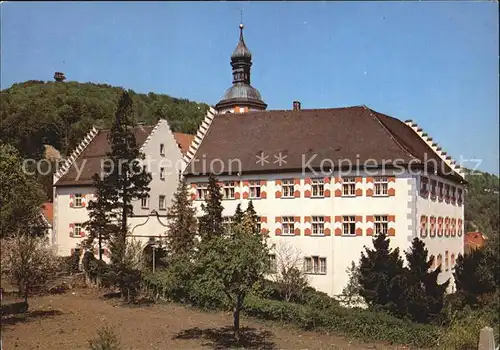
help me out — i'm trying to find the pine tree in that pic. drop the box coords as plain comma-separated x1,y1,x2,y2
83,173,119,260
104,91,152,265
198,174,224,242
165,179,198,258
245,200,259,234
358,232,406,316
404,238,449,322
454,248,497,304
233,203,244,225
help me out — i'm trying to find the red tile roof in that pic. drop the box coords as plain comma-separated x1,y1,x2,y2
185,106,458,177
55,125,194,186
173,132,194,155
464,232,487,250
41,202,53,226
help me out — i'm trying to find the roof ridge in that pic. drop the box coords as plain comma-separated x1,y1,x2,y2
403,120,465,180
363,106,418,161
139,119,169,153
53,126,99,185
183,107,217,169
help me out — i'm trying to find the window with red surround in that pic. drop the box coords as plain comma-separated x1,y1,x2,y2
420,215,428,238
457,188,463,205
444,217,450,237
437,217,444,236
437,182,444,201
450,186,456,204
420,177,429,197
444,184,450,203
430,180,437,200
430,216,436,237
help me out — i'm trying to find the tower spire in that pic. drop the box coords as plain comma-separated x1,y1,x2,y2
215,22,267,113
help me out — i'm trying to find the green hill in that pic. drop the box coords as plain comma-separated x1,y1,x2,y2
0,80,209,159
464,169,499,237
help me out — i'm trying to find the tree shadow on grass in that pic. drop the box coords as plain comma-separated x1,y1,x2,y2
174,326,277,349
1,309,63,327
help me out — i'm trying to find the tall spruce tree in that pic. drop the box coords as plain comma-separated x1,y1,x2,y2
245,200,259,234
97,91,151,265
165,179,198,258
83,173,119,260
358,232,407,316
454,248,497,304
198,174,224,241
233,203,244,225
404,238,449,322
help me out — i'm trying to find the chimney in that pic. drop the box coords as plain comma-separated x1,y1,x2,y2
54,72,66,82
293,100,301,111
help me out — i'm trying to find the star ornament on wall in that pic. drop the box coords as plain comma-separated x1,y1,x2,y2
255,152,269,166
274,152,288,166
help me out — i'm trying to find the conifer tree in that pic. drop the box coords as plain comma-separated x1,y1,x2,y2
104,91,152,265
84,173,119,260
245,200,259,234
233,203,244,225
198,174,224,241
358,232,406,316
404,238,449,322
454,248,497,304
165,178,198,258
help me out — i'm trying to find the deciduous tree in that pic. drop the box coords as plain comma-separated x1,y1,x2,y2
0,232,59,307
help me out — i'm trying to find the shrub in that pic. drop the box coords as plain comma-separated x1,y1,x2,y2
437,309,494,350
88,326,123,350
243,295,440,348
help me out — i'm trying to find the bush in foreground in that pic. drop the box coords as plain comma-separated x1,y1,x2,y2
88,326,123,350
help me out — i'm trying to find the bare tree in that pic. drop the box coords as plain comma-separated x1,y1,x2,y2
270,242,309,302
0,232,60,307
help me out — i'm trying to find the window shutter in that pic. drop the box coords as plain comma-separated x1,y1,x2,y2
275,180,282,198
304,178,311,198
294,179,301,198
366,215,374,236
304,216,312,236
294,216,301,235
69,223,74,237
69,194,74,208
388,215,396,236
81,194,87,208
242,180,249,199
355,216,363,236
190,184,197,201
334,216,342,236
260,180,267,199
366,177,374,197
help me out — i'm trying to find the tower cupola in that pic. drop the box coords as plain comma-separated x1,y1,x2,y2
215,23,267,113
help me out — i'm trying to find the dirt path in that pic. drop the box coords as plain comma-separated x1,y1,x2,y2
1,289,398,349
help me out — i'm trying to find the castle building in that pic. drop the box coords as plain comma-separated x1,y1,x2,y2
183,24,465,296
52,120,192,258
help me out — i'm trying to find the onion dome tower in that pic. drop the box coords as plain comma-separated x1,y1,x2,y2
215,24,267,113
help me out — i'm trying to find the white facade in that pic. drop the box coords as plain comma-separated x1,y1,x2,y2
53,120,186,257
186,170,464,297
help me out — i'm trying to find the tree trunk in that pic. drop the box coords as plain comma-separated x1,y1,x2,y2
233,294,243,342
98,232,103,261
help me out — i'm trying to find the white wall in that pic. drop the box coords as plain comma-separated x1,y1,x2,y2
187,170,414,297
416,174,465,291
53,120,184,257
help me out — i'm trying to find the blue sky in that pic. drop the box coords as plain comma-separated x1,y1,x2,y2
2,2,498,174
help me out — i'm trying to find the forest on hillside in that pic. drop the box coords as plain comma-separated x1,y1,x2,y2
0,80,498,239
0,80,209,159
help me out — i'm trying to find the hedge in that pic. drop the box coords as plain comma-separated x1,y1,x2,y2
142,274,441,348
243,295,440,348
